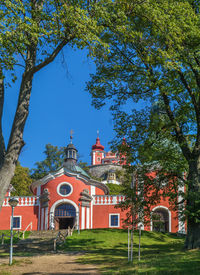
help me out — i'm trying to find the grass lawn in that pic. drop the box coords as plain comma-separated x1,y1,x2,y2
61,229,200,274
0,230,30,245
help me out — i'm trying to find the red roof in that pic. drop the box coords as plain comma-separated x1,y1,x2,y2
92,137,104,151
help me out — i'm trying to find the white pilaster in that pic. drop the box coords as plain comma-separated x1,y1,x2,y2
81,206,85,230
91,186,95,229
86,207,90,229
45,207,48,230
178,184,186,233
92,152,96,165
41,208,44,230
37,186,41,231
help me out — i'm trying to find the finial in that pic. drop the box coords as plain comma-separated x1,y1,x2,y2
70,129,74,144
97,130,99,138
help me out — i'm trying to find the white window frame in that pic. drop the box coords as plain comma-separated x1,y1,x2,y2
11,216,22,230
57,182,73,197
109,213,120,228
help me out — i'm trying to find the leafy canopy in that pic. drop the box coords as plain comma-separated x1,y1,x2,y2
31,144,65,180
11,162,32,196
87,0,200,175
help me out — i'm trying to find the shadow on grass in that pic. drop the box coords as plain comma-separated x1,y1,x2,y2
63,233,200,275
0,237,56,258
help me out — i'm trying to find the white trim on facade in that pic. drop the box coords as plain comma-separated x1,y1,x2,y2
38,203,41,231
109,213,120,228
45,207,48,230
86,207,90,229
41,208,44,230
57,182,73,197
50,199,79,230
11,216,22,230
150,205,171,232
90,186,95,229
3,197,38,207
178,184,186,234
92,152,96,165
31,167,109,195
81,206,85,230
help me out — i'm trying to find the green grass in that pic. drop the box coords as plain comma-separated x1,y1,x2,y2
0,230,30,245
0,271,12,275
61,229,200,274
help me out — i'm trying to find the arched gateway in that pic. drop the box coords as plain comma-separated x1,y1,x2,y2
54,203,76,230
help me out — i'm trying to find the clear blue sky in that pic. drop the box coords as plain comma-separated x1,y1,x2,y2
3,47,115,169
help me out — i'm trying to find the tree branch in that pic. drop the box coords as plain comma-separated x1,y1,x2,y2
178,68,200,152
178,70,199,115
0,65,6,167
161,91,192,161
31,37,74,75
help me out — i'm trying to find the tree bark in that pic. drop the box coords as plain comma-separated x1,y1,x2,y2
185,160,200,249
0,66,5,168
185,218,200,249
0,159,16,209
0,45,36,210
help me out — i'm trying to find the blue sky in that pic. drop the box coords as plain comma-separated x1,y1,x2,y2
3,47,115,169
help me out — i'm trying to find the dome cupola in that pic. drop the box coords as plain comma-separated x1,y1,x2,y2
64,131,78,165
92,132,104,151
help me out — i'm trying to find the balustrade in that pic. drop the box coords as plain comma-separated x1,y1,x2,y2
94,195,125,205
3,196,38,207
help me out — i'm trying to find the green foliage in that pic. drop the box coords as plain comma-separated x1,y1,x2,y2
116,168,163,229
11,163,32,196
106,183,123,195
0,0,112,210
86,0,200,237
61,229,200,274
31,144,65,180
0,0,109,75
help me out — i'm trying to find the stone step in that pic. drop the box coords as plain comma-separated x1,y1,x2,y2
29,230,60,239
0,230,69,255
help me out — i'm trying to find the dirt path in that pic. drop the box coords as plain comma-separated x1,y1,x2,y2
0,253,101,275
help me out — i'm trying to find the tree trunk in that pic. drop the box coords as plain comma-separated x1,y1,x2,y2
0,50,36,210
185,160,200,249
130,228,133,261
0,159,16,208
0,66,5,167
185,219,200,249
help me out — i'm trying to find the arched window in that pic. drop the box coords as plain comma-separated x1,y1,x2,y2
55,204,76,217
152,208,169,232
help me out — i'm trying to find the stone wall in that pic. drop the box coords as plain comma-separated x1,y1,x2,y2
89,164,123,179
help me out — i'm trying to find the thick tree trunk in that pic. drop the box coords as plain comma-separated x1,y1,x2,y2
0,49,36,210
0,159,16,209
185,160,200,249
185,219,200,249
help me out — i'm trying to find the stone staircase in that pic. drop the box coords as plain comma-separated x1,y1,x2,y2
0,230,67,255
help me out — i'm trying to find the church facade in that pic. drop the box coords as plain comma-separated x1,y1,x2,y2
0,136,186,234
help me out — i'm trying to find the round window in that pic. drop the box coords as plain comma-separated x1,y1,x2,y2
59,184,71,196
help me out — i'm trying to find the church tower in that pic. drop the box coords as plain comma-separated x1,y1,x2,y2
63,131,78,170
91,132,105,165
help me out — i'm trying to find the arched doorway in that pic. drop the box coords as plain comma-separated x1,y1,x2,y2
152,207,169,232
54,203,76,230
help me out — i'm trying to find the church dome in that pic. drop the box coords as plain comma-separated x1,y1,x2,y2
92,137,104,151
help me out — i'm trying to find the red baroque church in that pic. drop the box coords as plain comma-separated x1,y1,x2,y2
0,136,186,234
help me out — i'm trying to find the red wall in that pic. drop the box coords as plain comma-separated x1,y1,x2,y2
93,205,127,229
0,205,38,231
